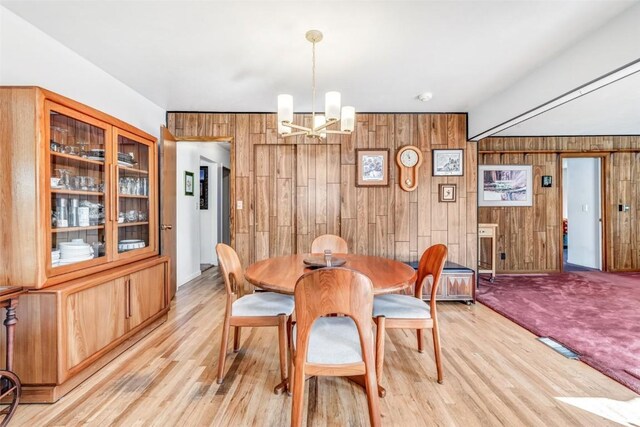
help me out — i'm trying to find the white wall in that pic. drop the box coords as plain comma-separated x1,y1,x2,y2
0,6,165,137
565,158,601,269
468,3,640,138
176,142,230,287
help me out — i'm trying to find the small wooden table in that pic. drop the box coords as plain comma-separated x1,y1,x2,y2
478,223,498,282
245,254,416,295
245,254,416,396
0,286,24,426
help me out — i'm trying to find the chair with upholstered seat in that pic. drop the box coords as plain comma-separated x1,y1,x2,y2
374,244,447,389
289,268,380,427
215,243,294,392
310,234,348,254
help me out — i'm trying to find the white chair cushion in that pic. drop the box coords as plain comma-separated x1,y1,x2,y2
293,317,363,364
232,292,294,317
373,294,431,319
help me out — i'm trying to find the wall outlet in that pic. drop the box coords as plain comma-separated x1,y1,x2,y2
500,252,506,260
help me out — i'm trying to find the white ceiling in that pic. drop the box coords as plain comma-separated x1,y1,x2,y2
1,0,636,117
495,70,640,136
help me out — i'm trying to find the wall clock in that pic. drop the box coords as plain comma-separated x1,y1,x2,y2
396,145,423,192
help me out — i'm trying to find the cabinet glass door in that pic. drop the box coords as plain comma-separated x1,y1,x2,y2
114,130,154,258
47,104,111,272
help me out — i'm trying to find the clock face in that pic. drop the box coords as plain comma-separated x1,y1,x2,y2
400,149,419,167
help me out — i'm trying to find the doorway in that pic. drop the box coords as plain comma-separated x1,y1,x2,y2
561,156,604,271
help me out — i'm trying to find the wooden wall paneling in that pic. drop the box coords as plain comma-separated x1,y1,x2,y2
168,112,476,270
479,136,640,273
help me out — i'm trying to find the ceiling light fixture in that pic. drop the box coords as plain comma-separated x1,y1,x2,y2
277,30,355,139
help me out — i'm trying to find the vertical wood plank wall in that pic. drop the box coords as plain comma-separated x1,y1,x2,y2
168,113,477,270
478,136,640,273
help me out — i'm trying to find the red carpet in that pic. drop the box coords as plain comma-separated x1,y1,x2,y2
477,272,640,394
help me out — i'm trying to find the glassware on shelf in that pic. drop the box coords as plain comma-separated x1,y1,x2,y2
55,198,69,228
126,210,138,223
69,198,79,227
138,211,148,222
55,168,71,189
51,126,68,146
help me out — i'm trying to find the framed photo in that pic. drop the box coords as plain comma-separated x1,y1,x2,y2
432,149,464,176
356,149,389,187
541,175,552,188
200,166,209,208
439,184,457,202
478,165,533,207
184,171,194,196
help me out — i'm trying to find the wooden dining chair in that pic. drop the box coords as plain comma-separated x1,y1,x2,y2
289,268,380,427
215,243,294,393
373,244,447,391
310,234,348,254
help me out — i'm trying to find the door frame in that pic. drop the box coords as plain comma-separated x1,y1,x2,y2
174,137,235,248
558,153,609,271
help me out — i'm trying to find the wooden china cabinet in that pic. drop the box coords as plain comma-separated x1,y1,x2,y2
0,87,169,402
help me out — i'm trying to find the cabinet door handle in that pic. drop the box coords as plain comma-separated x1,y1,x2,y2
125,278,131,319
161,224,173,230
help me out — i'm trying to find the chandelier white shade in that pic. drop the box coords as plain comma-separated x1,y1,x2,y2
277,30,355,139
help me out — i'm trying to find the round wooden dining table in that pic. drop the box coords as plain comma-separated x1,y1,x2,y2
245,253,417,295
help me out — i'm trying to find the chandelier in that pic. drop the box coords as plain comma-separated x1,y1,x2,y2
277,30,355,139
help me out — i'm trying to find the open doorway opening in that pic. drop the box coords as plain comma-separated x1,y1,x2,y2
199,157,217,272
561,157,604,271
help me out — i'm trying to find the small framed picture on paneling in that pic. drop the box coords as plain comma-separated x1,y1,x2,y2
432,149,464,176
356,149,390,187
478,165,533,206
185,171,194,196
439,184,457,202
542,175,552,187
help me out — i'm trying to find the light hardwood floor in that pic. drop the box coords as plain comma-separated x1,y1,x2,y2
12,268,639,426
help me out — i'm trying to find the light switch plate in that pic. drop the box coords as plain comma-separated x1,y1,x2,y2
237,200,243,210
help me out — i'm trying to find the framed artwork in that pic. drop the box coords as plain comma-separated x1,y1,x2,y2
542,175,552,188
432,149,464,176
439,184,457,202
184,171,194,196
356,149,390,187
478,165,533,207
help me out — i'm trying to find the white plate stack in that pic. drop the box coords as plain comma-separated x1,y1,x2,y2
51,250,61,267
58,240,94,265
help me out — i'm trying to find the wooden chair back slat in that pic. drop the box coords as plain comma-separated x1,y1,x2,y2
415,244,448,303
216,243,245,298
310,234,349,254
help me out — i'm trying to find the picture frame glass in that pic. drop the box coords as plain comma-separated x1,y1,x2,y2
478,165,533,206
185,171,194,196
356,149,389,186
433,149,463,176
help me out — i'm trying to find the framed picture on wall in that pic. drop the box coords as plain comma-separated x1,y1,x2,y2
200,166,209,209
185,171,194,196
432,149,464,176
478,165,533,206
438,184,457,202
356,149,390,187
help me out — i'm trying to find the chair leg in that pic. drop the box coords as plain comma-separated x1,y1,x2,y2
217,314,231,384
374,317,386,397
287,318,294,396
363,338,382,427
233,326,241,352
417,328,425,353
432,324,443,384
291,354,306,427
277,315,287,383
